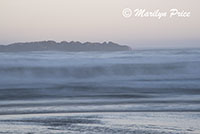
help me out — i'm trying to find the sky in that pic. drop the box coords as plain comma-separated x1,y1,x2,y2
0,0,199,48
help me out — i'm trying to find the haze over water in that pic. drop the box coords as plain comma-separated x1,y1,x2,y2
0,49,200,133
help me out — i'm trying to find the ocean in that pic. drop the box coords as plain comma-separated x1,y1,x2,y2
0,48,200,134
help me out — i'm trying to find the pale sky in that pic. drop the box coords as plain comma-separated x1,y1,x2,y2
0,0,199,48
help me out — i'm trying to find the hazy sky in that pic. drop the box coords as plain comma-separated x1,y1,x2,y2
0,0,199,48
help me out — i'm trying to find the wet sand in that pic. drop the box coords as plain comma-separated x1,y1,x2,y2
0,112,200,134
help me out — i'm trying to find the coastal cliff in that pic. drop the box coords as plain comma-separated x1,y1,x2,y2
0,41,131,52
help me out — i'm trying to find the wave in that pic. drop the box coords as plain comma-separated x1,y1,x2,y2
0,61,199,79
1,50,200,113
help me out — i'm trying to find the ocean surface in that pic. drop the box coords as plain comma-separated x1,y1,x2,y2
0,48,200,134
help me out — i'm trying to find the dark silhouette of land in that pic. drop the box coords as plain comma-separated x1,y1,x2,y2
0,41,131,52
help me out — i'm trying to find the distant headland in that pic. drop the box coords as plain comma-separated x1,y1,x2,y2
0,41,131,52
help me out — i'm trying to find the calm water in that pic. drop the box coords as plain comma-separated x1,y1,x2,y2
0,48,200,133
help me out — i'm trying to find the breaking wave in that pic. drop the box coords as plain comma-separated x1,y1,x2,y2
1,49,200,113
